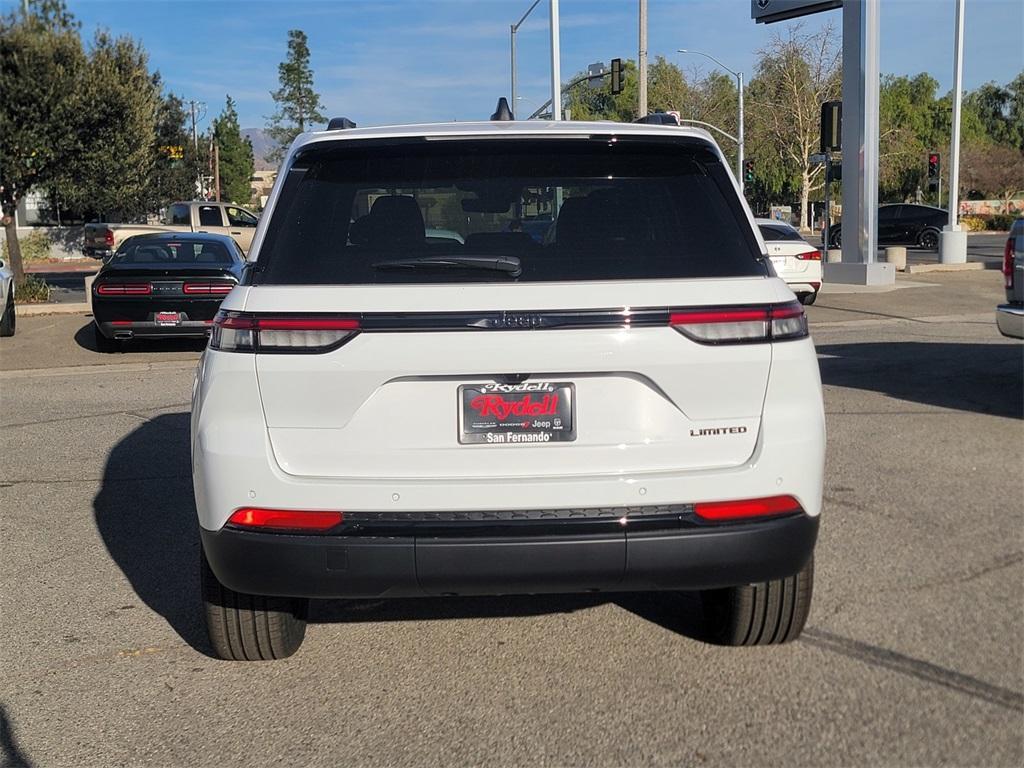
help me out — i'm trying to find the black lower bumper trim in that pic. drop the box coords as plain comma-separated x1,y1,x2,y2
201,514,819,599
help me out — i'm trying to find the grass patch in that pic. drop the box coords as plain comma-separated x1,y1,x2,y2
14,275,52,303
2,230,53,262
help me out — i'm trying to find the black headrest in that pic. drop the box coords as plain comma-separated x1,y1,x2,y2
369,195,425,245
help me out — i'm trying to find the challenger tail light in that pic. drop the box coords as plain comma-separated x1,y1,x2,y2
670,302,807,344
796,249,822,261
227,507,344,532
96,282,152,295
1004,237,1016,289
183,282,234,295
210,311,360,353
695,495,803,522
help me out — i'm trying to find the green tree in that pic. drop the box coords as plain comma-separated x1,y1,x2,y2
148,85,197,211
55,30,158,219
0,1,86,283
565,59,639,122
265,29,326,164
746,23,842,230
212,95,255,203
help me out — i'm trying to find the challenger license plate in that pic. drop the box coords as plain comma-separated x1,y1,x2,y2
459,381,576,444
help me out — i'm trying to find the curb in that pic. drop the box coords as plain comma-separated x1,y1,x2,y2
904,262,986,274
15,302,91,317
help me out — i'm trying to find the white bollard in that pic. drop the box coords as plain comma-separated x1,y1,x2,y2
885,246,907,271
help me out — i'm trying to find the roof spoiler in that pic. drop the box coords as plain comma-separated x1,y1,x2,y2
327,117,357,130
634,112,680,126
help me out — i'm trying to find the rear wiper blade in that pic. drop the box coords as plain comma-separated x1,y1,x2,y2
373,255,522,277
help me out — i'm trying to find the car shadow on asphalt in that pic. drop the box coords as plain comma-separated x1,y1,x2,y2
73,321,207,354
816,341,1023,419
94,412,712,657
0,704,33,768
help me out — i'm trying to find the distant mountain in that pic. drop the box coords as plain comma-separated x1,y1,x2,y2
243,128,276,171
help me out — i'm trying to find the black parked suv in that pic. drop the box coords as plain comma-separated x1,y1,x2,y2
826,204,948,251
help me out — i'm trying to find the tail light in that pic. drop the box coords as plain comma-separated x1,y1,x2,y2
104,229,114,247
227,507,344,532
694,495,803,522
1004,237,1016,289
183,282,234,295
670,302,807,344
796,250,821,261
210,311,360,353
96,282,152,295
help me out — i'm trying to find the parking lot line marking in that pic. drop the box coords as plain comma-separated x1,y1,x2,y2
0,360,198,380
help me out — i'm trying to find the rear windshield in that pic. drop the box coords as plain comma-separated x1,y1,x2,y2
112,240,236,266
254,138,764,285
758,224,804,242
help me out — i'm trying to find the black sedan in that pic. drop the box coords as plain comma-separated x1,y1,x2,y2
825,204,948,250
92,232,245,350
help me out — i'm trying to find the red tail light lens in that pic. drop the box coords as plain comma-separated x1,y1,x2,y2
96,283,152,295
209,312,361,353
227,507,344,532
183,282,234,295
104,229,114,247
694,495,803,522
796,250,822,261
1004,237,1016,289
670,302,807,344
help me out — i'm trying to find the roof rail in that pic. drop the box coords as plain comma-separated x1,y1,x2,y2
327,117,357,130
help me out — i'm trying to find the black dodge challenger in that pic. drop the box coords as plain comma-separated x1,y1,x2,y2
92,232,245,350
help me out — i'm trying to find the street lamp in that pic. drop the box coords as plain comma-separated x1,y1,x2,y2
678,49,744,193
510,0,543,119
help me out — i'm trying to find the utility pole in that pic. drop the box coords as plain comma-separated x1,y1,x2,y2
510,0,543,118
940,0,967,264
638,0,648,118
549,0,562,120
213,143,221,202
187,100,202,199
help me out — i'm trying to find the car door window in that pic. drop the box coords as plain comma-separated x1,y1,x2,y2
879,206,899,221
226,207,258,227
198,206,224,227
167,204,190,226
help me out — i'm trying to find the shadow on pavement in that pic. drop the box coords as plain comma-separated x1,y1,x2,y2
817,341,1023,419
94,412,711,655
0,704,32,768
74,321,207,355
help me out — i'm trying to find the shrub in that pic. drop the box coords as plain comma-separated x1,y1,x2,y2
14,275,51,303
987,213,1017,231
959,216,987,232
1,230,52,262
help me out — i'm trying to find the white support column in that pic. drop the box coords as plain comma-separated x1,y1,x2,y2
826,0,893,285
940,0,968,264
549,0,562,121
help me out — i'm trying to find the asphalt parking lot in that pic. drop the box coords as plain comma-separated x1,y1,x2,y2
1,269,1021,767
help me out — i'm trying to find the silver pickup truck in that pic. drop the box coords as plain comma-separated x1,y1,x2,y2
83,201,259,259
997,218,1023,339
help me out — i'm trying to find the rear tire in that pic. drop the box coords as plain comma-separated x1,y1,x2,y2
919,228,940,251
798,292,817,306
701,557,814,646
201,550,308,661
93,324,120,352
0,293,14,337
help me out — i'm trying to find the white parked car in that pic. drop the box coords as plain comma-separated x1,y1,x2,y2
0,256,15,337
756,219,823,305
192,118,826,660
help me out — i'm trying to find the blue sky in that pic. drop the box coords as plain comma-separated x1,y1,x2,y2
16,0,1024,131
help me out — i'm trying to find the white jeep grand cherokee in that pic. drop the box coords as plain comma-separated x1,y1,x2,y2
191,119,825,660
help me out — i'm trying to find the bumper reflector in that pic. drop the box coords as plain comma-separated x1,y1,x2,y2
227,507,344,532
694,495,803,522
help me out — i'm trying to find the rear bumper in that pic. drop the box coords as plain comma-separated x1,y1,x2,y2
200,513,819,599
996,303,1024,339
97,319,212,339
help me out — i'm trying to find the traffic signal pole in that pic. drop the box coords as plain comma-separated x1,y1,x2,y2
940,0,968,264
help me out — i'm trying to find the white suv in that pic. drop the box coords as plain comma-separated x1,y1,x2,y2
191,119,825,660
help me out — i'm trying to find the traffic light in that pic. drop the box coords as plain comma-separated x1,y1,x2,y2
827,159,842,183
610,58,624,95
927,152,940,179
743,159,755,184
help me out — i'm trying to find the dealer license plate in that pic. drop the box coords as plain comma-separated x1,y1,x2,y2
459,381,576,445
155,311,181,326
